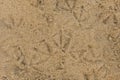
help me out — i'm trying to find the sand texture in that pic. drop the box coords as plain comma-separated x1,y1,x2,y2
0,0,120,80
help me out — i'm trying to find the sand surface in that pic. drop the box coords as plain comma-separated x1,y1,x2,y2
0,0,120,80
